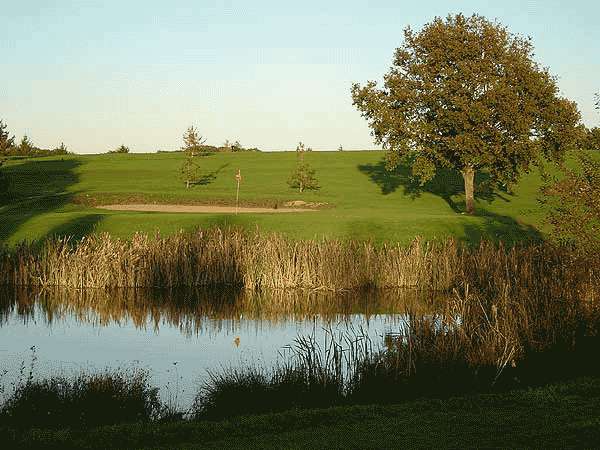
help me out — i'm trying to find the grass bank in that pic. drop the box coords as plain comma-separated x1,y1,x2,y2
3,377,600,449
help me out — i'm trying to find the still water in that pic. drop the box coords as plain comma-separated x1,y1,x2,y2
0,287,442,407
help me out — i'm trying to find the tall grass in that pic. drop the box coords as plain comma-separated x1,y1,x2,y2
1,228,597,294
0,366,162,429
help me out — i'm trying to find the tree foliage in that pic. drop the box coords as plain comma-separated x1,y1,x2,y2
542,153,600,254
54,142,69,155
109,145,130,154
18,135,35,154
351,14,581,214
0,121,69,157
181,126,206,188
582,127,600,151
182,126,206,157
288,142,319,193
0,120,15,154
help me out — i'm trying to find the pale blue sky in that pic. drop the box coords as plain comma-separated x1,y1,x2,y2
1,0,599,153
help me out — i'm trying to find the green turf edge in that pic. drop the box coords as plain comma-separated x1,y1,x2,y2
4,376,599,450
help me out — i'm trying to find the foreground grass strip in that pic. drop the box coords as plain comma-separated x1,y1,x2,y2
5,377,600,449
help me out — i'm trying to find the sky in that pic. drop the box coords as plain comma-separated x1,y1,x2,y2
1,0,599,153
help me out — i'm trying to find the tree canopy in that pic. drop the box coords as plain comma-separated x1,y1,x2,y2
182,126,206,156
0,120,15,154
351,14,581,214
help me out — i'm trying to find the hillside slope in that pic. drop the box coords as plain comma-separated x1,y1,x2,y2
0,150,552,244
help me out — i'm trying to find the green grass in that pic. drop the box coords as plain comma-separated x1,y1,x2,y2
0,150,559,245
5,377,600,449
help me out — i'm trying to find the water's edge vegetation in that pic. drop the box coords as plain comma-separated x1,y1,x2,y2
1,228,599,437
2,377,600,450
1,228,597,291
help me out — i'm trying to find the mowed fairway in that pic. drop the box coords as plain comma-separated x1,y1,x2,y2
0,150,552,245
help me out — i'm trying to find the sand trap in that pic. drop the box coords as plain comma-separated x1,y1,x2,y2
96,204,317,213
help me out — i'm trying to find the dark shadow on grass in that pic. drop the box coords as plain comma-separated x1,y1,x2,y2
358,159,511,213
194,163,230,186
43,214,105,242
357,158,537,245
0,158,103,243
458,209,543,246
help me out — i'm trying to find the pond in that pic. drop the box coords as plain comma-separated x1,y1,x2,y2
0,287,445,408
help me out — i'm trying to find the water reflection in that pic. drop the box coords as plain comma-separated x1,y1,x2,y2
0,287,445,335
0,287,447,406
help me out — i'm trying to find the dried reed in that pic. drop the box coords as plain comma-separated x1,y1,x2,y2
1,229,597,296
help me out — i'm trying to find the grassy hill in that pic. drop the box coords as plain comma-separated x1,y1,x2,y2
0,150,553,245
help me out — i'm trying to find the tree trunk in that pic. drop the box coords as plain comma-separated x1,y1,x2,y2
186,180,190,189
462,166,475,215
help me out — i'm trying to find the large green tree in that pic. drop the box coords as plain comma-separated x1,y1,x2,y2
351,14,581,214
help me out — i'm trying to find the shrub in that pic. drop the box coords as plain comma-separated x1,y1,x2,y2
542,152,600,254
108,145,130,154
0,368,161,429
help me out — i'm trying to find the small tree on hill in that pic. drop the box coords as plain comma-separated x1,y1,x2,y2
351,14,581,214
0,120,12,194
109,145,129,154
0,120,15,154
183,126,206,156
288,142,319,193
181,126,206,188
54,142,69,154
18,135,35,154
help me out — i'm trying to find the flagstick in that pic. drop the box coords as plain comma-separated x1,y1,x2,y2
235,169,241,215
236,179,240,215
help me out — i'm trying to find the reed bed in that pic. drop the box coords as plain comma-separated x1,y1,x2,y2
1,228,597,295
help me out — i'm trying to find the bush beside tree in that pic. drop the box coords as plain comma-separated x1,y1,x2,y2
542,153,600,254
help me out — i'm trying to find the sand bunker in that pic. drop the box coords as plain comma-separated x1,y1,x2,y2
96,204,317,214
